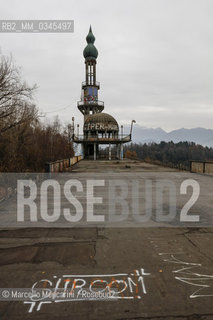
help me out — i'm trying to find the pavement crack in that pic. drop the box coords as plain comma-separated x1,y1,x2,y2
182,233,213,262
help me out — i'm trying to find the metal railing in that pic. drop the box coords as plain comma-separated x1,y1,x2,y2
82,81,100,87
77,100,104,107
73,134,131,143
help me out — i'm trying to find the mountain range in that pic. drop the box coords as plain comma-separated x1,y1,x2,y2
129,125,213,147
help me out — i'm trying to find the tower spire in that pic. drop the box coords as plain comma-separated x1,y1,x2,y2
83,26,98,60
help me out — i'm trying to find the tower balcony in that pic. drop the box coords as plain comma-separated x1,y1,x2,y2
77,100,104,107
73,134,131,144
82,81,100,89
77,100,104,115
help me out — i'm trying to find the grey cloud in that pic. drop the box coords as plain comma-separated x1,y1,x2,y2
1,0,213,131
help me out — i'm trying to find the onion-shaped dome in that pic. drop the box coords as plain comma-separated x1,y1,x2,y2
84,113,119,131
83,26,98,60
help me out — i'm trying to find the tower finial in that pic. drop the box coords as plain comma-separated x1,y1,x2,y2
86,26,95,44
83,26,98,60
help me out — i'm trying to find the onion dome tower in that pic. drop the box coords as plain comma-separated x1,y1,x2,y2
74,26,132,160
77,26,104,121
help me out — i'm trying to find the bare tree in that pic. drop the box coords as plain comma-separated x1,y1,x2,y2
0,54,74,172
0,55,38,133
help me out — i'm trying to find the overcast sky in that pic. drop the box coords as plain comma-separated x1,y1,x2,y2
1,0,213,132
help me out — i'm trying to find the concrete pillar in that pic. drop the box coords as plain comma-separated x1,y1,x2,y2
94,63,96,83
81,144,84,159
94,143,96,160
109,143,111,160
121,125,123,139
86,62,88,85
117,144,120,159
96,144,99,159
120,143,124,160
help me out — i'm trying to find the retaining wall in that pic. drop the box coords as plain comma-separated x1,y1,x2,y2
45,155,82,173
190,160,213,175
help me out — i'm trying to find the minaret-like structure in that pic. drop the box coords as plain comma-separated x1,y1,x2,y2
73,26,133,160
77,26,104,121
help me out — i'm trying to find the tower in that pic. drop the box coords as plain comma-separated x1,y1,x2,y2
77,26,104,122
74,26,133,160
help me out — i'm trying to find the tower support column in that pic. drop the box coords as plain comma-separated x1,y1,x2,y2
120,143,124,160
117,144,120,160
81,144,84,159
94,143,96,160
109,143,111,160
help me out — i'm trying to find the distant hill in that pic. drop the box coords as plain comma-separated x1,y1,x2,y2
129,125,213,147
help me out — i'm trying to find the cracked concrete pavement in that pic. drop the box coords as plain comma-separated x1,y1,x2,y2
0,160,213,319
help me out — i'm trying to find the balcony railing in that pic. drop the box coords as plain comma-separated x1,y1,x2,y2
77,100,104,107
73,134,131,143
82,81,100,87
